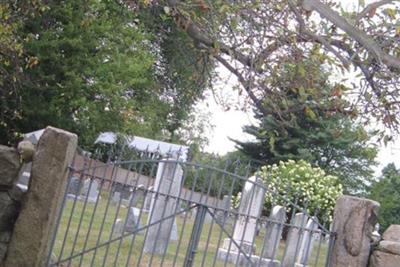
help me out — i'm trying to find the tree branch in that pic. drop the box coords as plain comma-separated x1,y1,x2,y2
302,0,400,70
356,0,397,22
166,0,255,69
213,54,267,115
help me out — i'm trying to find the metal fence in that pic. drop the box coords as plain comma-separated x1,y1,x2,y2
46,152,335,266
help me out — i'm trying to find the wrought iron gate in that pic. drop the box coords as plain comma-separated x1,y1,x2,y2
47,153,335,266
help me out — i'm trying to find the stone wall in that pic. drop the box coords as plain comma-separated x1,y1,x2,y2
369,225,400,267
0,146,23,263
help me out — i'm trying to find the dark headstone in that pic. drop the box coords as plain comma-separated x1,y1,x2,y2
67,176,81,195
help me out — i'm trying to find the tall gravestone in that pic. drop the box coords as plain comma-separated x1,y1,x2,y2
282,213,308,267
143,159,183,254
217,176,266,264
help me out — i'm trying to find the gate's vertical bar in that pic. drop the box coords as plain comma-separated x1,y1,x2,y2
172,164,202,267
184,205,207,267
325,231,336,267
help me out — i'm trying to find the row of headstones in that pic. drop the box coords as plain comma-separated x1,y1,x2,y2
216,176,322,267
67,176,99,203
67,176,149,206
109,160,184,254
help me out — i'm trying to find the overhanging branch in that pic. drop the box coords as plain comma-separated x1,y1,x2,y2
302,0,400,70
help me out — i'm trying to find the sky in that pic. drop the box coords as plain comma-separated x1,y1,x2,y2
199,0,400,176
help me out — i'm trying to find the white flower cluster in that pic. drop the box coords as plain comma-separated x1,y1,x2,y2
259,160,343,221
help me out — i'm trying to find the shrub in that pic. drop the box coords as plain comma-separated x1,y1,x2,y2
258,160,343,222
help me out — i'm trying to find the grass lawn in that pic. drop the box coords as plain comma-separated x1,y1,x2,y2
51,192,328,266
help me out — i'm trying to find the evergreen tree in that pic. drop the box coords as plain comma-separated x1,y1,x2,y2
234,57,377,194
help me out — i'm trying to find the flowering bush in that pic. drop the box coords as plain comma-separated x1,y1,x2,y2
256,160,342,222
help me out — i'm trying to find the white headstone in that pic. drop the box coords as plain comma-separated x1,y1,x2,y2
282,213,308,267
143,159,183,254
217,176,266,264
114,218,124,236
125,207,141,233
262,206,286,259
80,179,99,203
372,223,381,242
297,217,319,265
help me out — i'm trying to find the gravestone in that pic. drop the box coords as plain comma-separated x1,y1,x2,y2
112,192,121,205
143,159,183,254
282,213,308,267
251,205,286,267
67,176,81,196
114,218,124,236
125,207,141,233
113,183,132,200
80,179,99,203
17,162,31,192
143,186,153,211
217,176,266,264
170,218,178,241
191,206,197,220
113,208,143,237
130,184,146,207
372,223,381,243
216,195,231,223
297,217,319,266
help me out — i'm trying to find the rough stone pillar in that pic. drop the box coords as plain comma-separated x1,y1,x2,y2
330,195,379,267
369,224,400,267
143,159,183,254
4,127,77,267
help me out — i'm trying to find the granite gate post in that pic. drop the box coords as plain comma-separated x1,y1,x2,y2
4,127,77,267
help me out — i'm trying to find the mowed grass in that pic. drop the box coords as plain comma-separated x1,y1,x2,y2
52,191,328,267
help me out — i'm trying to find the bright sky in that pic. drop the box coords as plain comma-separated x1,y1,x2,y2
200,0,400,176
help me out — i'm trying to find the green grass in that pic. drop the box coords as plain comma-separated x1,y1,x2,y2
52,192,328,266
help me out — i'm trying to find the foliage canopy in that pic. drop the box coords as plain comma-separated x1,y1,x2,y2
369,163,400,232
145,0,400,136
